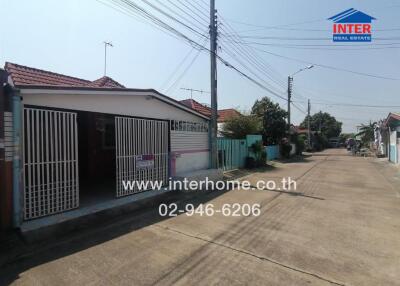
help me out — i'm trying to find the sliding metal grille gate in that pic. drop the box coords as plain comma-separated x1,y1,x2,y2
23,108,79,220
115,117,168,197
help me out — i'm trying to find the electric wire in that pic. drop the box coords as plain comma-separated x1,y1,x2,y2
250,47,400,81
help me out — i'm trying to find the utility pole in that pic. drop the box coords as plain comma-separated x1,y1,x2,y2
209,0,218,169
307,99,311,150
287,76,293,130
288,65,313,133
103,41,113,76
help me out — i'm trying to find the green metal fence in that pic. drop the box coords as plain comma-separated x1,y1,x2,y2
217,138,247,171
217,135,263,171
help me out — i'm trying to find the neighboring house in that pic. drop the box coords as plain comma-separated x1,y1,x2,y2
180,99,240,136
384,113,400,164
292,125,315,149
1,62,212,228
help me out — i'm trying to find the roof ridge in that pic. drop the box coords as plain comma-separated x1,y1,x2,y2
91,75,125,87
5,62,91,83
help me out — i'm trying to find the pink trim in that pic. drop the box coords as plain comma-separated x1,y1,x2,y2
174,149,210,155
171,155,176,177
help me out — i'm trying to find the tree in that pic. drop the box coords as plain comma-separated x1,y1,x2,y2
356,121,376,147
251,97,288,145
221,114,261,139
301,111,342,139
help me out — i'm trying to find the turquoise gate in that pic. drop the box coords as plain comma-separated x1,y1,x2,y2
217,135,263,171
217,138,247,171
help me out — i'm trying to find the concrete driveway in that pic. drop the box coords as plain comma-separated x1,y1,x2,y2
1,149,400,285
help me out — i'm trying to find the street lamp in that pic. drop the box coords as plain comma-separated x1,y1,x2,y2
291,65,314,77
287,65,314,129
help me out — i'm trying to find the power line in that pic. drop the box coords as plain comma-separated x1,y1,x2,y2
220,44,287,97
138,0,206,38
219,38,287,92
160,41,200,91
221,17,400,33
174,0,209,23
222,17,326,33
250,47,400,81
152,0,207,32
165,38,207,93
217,13,289,96
99,0,293,103
163,0,208,28
103,0,206,49
186,0,210,18
294,101,400,108
221,35,400,41
218,16,287,87
292,102,307,115
221,39,400,50
218,56,288,101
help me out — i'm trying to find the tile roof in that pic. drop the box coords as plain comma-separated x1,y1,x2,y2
217,109,241,123
5,62,125,88
180,99,240,122
180,99,211,116
89,76,125,88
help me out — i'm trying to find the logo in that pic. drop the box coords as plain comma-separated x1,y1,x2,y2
328,8,376,42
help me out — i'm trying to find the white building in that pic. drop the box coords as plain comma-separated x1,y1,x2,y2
384,113,400,164
4,62,212,226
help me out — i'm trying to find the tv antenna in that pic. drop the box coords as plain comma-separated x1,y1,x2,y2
103,41,113,76
180,87,210,99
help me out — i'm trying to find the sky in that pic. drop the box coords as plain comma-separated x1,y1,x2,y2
1,0,400,133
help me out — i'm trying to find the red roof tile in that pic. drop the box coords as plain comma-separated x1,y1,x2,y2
90,76,125,88
5,62,125,88
217,109,241,123
180,99,211,116
180,99,240,122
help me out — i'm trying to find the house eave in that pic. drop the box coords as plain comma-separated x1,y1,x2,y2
18,85,210,120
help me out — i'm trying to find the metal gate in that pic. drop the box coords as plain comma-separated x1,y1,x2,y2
23,108,79,220
217,138,247,171
115,117,168,197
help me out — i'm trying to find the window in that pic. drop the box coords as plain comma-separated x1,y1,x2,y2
170,120,208,132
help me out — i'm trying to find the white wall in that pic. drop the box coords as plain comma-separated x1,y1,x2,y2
21,90,208,123
175,151,210,176
217,122,224,137
21,89,212,176
390,130,397,147
389,130,398,164
171,131,210,176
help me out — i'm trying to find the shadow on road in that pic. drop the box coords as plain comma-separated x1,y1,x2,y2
0,189,230,286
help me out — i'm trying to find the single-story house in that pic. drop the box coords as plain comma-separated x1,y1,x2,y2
180,98,240,136
1,62,214,228
384,112,400,164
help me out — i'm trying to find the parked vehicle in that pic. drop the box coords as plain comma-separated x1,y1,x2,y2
328,137,340,148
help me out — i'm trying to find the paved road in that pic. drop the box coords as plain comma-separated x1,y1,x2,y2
1,149,400,285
